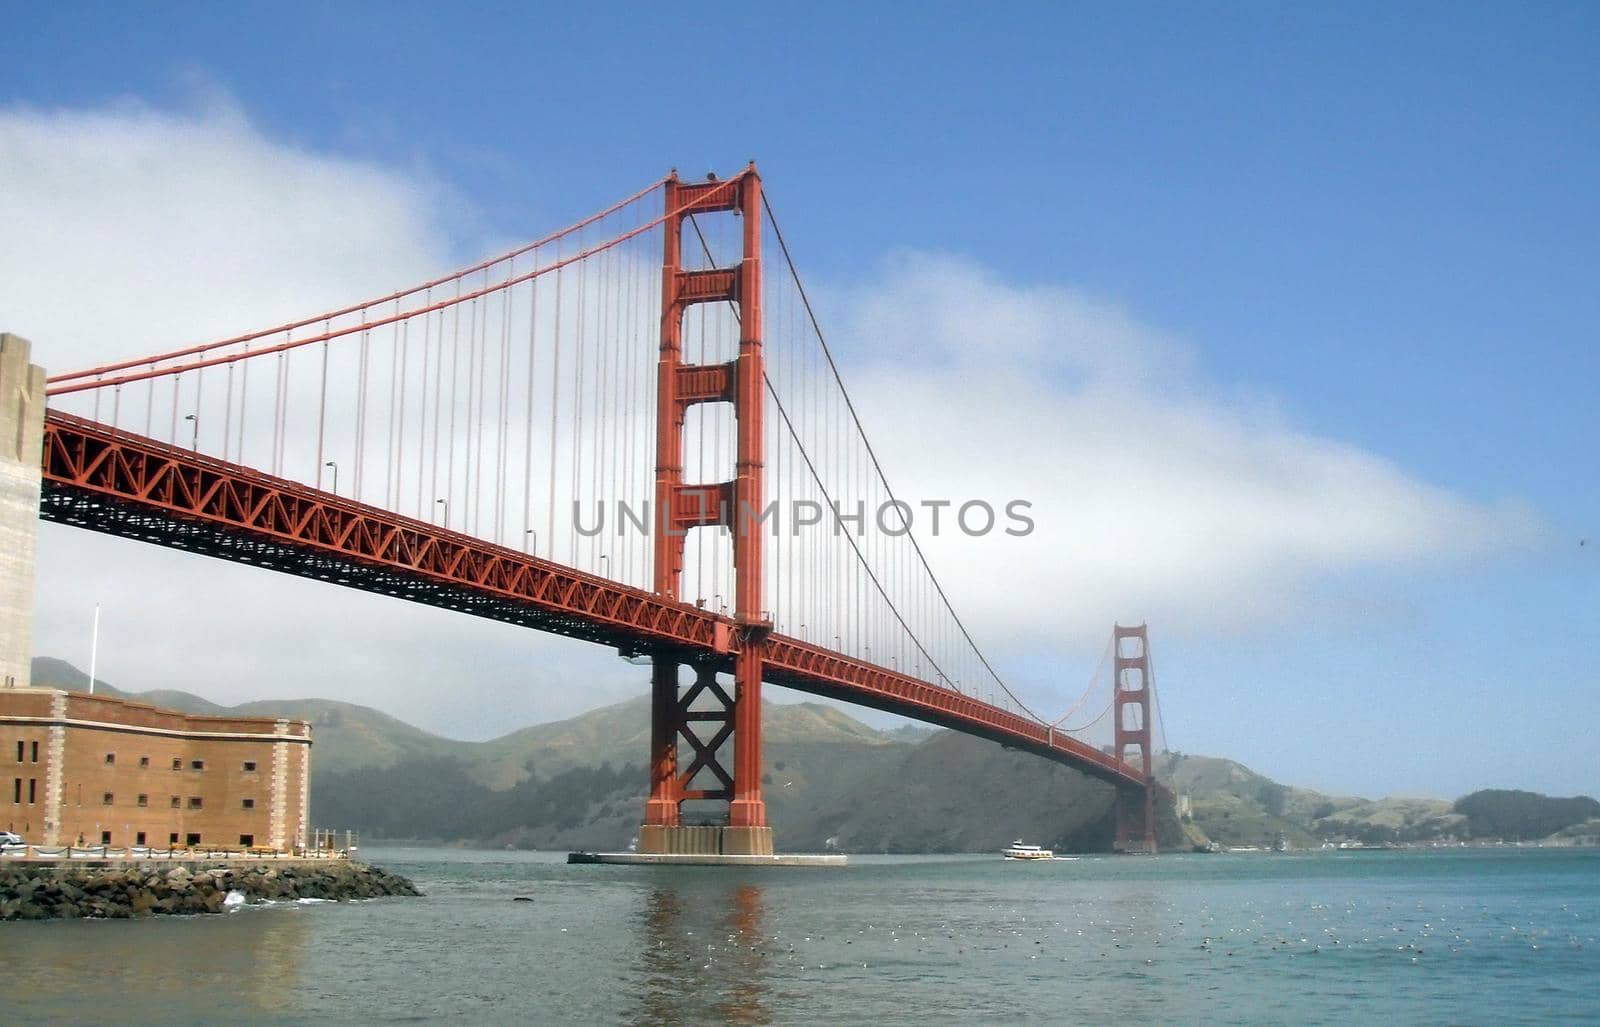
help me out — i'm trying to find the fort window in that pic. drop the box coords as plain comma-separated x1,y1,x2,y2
242,798,255,810
172,758,182,771
190,760,205,771
11,778,19,803
242,761,257,772
137,794,148,807
104,752,115,765
185,833,200,847
170,796,180,808
168,833,178,846
100,831,111,845
14,740,20,762
187,796,203,809
138,756,150,768
135,832,146,846
239,834,254,847
102,792,113,805
28,778,36,803
30,741,38,762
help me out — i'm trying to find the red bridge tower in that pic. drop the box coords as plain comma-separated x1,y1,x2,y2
639,165,773,856
1113,623,1158,853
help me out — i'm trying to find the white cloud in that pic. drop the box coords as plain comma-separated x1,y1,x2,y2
2,99,643,734
1,101,1542,737
832,254,1540,658
0,98,453,365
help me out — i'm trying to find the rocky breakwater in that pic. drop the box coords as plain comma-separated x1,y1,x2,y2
0,861,421,920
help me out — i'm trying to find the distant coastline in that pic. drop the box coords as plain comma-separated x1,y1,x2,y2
29,657,1599,856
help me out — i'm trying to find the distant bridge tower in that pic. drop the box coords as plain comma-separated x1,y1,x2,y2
1113,623,1157,853
640,165,773,857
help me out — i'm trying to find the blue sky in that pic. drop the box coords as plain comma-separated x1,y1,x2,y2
4,3,1595,798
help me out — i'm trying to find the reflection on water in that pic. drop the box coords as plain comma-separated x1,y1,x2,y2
5,904,308,1019
633,880,772,1025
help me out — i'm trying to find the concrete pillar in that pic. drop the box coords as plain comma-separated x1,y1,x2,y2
44,690,66,846
296,736,312,852
270,719,290,851
0,334,47,693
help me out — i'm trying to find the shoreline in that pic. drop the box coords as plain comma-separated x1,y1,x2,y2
0,860,420,921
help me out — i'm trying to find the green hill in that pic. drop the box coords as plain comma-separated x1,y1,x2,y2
30,657,460,776
1453,789,1600,842
1155,752,1321,848
29,658,1596,852
29,656,1174,851
470,694,891,789
28,658,890,788
781,730,1183,854
1155,751,1597,847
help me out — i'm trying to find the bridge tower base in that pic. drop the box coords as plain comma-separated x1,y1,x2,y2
638,656,773,857
1112,623,1158,854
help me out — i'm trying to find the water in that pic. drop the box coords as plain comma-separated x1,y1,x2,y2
4,848,1596,1024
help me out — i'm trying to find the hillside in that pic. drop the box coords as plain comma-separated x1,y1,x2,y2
30,657,463,775
27,658,1596,852
1156,752,1320,847
27,658,892,790
781,731,1183,853
1155,751,1597,847
28,656,1172,851
469,694,891,789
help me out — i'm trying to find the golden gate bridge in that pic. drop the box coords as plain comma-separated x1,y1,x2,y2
24,164,1169,856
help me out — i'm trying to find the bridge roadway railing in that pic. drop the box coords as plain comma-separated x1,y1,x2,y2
39,410,1157,793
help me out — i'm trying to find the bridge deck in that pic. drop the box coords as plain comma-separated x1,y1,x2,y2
39,410,1156,793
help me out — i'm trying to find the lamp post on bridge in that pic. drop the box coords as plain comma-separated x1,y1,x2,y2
525,528,537,555
324,461,339,496
435,498,449,529
182,413,198,450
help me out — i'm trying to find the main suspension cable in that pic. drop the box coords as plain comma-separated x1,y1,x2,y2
762,191,1051,723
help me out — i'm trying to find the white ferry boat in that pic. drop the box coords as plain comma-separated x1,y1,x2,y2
1002,840,1054,860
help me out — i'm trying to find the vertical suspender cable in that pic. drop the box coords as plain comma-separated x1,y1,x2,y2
547,245,563,561
522,260,539,553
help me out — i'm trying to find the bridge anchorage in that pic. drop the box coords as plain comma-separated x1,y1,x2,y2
9,160,1172,863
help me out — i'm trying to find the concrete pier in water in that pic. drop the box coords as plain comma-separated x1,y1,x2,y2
569,851,846,867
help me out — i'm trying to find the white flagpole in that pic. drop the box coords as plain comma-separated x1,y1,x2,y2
88,603,100,695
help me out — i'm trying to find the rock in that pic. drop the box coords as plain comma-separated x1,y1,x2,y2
0,861,419,919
